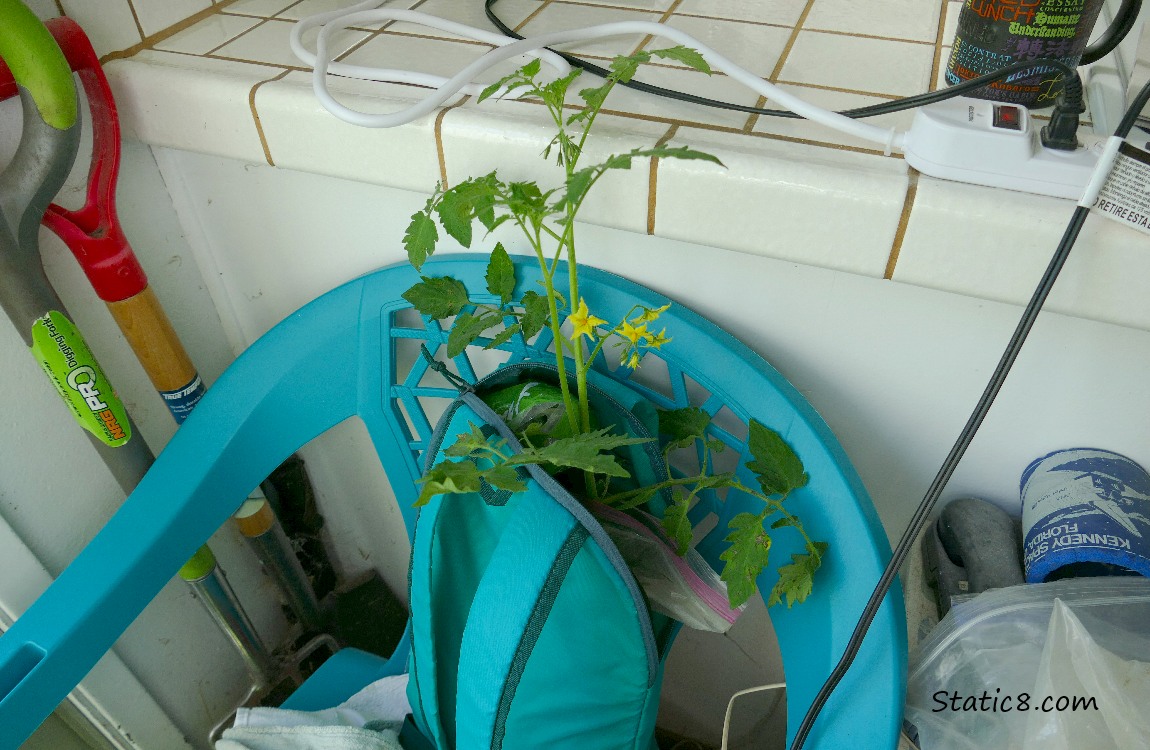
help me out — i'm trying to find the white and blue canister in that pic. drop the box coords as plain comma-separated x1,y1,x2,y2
1021,448,1150,582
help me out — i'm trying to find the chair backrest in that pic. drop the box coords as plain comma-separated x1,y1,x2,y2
0,255,905,749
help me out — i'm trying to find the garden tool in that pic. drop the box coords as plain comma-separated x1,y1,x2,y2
0,0,275,690
0,15,324,634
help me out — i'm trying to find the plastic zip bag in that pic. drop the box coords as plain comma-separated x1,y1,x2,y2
903,577,1150,750
591,503,746,632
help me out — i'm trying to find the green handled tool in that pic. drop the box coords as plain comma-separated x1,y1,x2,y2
0,0,275,690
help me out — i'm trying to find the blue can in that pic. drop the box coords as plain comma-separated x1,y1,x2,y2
1021,448,1150,582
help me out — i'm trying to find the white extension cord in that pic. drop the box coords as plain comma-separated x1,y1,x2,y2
292,3,1125,200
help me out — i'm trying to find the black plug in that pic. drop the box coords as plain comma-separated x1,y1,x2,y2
1040,76,1086,151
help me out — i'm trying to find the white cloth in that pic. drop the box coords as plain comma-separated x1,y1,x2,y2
217,674,412,750
234,674,411,730
216,725,402,750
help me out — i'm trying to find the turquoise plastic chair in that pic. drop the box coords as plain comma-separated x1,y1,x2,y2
0,256,905,748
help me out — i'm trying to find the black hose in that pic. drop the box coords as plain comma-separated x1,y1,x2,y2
1081,0,1142,65
483,0,1084,121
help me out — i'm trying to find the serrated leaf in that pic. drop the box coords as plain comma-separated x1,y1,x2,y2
486,243,515,304
770,516,797,530
478,79,505,103
509,428,649,477
436,186,474,248
746,420,808,497
484,323,521,351
609,50,651,83
404,210,438,271
720,512,772,608
658,406,711,451
650,46,712,74
576,82,612,112
445,423,497,458
706,437,727,454
484,464,528,494
446,310,503,358
609,145,725,169
767,542,828,608
402,276,470,319
416,459,483,505
539,69,582,110
662,491,693,555
615,484,660,511
563,167,597,208
519,290,550,339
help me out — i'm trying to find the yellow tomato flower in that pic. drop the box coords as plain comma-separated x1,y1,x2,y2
634,303,670,324
646,327,671,349
626,352,641,369
567,298,606,340
619,319,648,345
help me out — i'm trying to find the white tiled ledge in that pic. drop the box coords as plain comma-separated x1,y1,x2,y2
104,43,1150,336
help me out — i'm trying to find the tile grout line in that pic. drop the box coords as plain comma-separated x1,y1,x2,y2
335,27,381,63
248,68,292,167
123,0,147,45
884,168,919,279
100,0,236,64
515,0,554,33
744,0,818,133
929,0,949,92
647,123,678,235
205,17,271,56
435,96,472,190
773,78,906,100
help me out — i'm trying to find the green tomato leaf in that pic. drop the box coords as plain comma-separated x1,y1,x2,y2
404,209,438,271
401,275,470,319
483,323,521,351
485,243,516,304
662,491,694,555
770,516,797,530
719,512,772,609
444,422,498,458
650,46,712,74
519,290,550,339
484,464,528,494
767,541,828,608
436,185,474,248
609,50,651,83
540,69,582,110
746,420,808,497
657,406,711,451
417,458,483,505
706,437,727,454
446,310,503,358
509,427,650,477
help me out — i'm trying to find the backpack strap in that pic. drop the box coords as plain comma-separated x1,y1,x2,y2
454,494,588,750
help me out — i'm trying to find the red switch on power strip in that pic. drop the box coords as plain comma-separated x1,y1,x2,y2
992,104,1022,131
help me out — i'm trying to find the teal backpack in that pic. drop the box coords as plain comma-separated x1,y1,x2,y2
406,362,677,750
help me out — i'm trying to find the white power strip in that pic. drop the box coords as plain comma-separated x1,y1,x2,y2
903,97,1109,200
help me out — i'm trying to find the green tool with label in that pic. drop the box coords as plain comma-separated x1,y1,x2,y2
0,0,275,690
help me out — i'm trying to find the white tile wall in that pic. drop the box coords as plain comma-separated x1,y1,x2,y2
255,71,444,192
59,0,142,57
781,31,936,97
105,50,271,163
654,127,910,277
130,0,212,38
804,0,942,43
155,13,261,55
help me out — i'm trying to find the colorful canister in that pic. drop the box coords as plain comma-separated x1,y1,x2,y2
1021,448,1150,582
945,0,1107,108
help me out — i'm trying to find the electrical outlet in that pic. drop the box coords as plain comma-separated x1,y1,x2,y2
903,96,1107,200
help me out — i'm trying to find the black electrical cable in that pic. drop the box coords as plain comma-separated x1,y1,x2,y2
1081,0,1142,65
483,0,1083,121
786,76,1150,750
